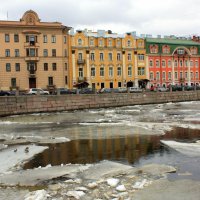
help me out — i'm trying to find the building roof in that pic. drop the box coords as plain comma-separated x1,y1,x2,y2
146,38,200,46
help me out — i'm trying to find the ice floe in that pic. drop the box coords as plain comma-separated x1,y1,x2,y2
161,140,200,157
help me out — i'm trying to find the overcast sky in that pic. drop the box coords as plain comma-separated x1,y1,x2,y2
0,0,200,37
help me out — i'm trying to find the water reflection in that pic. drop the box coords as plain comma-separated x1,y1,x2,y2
24,127,200,169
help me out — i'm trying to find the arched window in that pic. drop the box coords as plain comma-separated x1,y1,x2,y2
78,38,82,46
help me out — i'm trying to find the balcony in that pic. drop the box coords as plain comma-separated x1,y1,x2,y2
78,77,87,82
25,57,39,62
24,42,40,48
77,59,85,65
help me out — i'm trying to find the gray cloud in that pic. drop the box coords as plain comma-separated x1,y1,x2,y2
0,0,199,36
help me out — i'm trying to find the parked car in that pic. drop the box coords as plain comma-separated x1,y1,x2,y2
129,87,143,93
54,88,77,95
98,88,112,93
26,88,49,95
0,90,11,96
184,85,194,91
79,88,94,94
157,87,169,92
118,87,127,93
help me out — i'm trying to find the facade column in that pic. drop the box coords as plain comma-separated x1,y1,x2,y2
172,58,175,85
188,59,191,86
72,50,76,86
86,50,91,86
145,55,150,88
122,51,126,87
134,51,138,87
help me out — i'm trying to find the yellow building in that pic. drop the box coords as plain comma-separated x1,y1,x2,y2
0,10,70,92
69,29,147,90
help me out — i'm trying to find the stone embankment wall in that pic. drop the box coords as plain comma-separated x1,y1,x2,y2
0,91,200,117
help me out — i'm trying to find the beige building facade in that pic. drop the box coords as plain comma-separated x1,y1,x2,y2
0,10,70,91
0,10,148,91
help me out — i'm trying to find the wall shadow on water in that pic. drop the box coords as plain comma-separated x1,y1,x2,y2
24,127,200,169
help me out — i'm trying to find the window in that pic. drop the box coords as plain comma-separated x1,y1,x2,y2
108,39,112,46
177,49,185,55
117,67,121,76
52,63,57,71
100,53,104,61
185,72,188,79
150,72,154,80
43,35,48,43
127,40,131,47
138,67,145,75
156,60,160,67
52,49,56,57
15,63,20,71
109,67,113,77
180,60,183,67
14,34,19,42
51,35,56,43
78,53,82,60
191,47,197,55
64,36,67,44
90,53,95,61
174,60,178,67
78,38,82,45
162,60,166,67
138,41,143,47
44,63,48,71
90,39,94,46
149,60,153,67
43,49,48,57
128,53,132,61
6,63,11,72
196,72,199,79
11,78,16,88
163,45,170,54
30,48,36,57
118,82,122,87
108,53,112,61
195,61,198,68
117,40,121,47
48,77,53,85
79,67,83,77
190,60,193,67
168,60,171,67
138,54,144,61
180,72,183,79
128,65,132,76
26,35,37,45
65,63,68,71
65,76,68,84
64,49,67,57
175,72,178,80
168,72,171,80
91,67,95,77
5,49,10,57
117,53,121,61
15,49,20,57
156,72,160,80
191,72,194,79
100,66,104,76
99,39,103,46
150,45,158,53
5,34,10,42
162,72,166,79
185,60,188,67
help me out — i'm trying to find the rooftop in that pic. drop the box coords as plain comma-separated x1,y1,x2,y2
146,38,200,46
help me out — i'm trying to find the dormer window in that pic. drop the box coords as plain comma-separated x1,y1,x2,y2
162,45,170,54
150,45,158,53
190,47,197,55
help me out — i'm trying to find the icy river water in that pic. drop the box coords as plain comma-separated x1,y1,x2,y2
0,101,200,199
